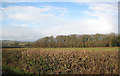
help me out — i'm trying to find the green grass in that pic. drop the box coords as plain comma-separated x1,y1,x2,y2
2,64,27,74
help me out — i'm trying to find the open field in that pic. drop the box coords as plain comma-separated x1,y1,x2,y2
2,47,119,74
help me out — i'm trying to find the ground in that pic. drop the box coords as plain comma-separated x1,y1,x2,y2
2,47,119,74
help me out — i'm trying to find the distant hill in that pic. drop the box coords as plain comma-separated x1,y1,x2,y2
1,40,32,48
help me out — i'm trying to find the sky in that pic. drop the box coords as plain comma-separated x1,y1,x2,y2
1,2,118,41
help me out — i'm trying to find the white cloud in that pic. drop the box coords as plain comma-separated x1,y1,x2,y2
2,3,118,41
3,6,67,22
39,3,118,36
2,27,42,41
85,3,118,33
3,0,120,2
2,5,68,41
72,0,119,2
21,24,28,27
38,19,114,37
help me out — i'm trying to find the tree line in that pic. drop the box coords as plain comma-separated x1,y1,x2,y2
32,33,120,48
2,33,120,48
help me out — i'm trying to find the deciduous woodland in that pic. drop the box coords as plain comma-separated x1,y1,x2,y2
2,33,120,48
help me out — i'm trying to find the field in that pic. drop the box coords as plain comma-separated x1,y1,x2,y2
2,47,119,74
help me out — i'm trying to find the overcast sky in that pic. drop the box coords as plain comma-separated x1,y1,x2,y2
1,2,118,41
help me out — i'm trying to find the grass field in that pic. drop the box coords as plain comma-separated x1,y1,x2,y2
2,47,119,74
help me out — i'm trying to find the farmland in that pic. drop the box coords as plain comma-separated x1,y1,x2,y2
2,47,119,74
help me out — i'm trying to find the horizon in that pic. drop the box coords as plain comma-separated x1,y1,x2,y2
1,32,118,42
2,2,118,41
